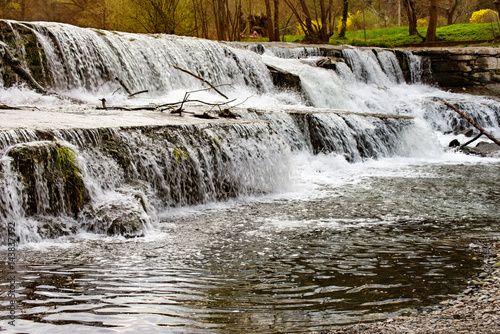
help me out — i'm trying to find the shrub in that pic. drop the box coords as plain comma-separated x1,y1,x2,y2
470,9,499,24
417,18,428,27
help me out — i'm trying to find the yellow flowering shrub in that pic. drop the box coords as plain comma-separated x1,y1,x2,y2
296,20,322,35
417,18,428,27
470,9,499,24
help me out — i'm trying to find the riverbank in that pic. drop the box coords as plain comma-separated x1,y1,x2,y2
324,243,500,334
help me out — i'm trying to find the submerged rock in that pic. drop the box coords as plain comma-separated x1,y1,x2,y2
462,141,500,157
80,188,152,238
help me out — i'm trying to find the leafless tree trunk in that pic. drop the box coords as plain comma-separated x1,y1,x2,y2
446,0,459,25
426,0,438,42
339,0,349,38
273,0,280,41
402,0,417,36
264,0,275,40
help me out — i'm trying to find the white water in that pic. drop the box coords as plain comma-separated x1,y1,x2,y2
1,21,500,332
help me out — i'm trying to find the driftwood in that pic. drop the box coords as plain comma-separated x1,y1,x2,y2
440,100,500,147
115,77,132,95
194,112,218,119
128,89,149,98
173,65,229,99
460,133,484,149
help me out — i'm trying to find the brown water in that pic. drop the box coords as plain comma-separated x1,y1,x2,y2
1,161,499,333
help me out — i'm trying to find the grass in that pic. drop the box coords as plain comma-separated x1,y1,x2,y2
331,23,500,47
243,23,500,47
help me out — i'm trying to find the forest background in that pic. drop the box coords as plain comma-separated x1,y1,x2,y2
0,0,498,44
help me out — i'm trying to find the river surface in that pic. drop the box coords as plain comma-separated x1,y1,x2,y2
1,21,500,334
2,155,499,333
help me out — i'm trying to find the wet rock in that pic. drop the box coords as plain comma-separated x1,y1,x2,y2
80,188,151,238
461,141,500,157
449,139,461,148
316,57,344,70
266,64,308,102
6,140,88,217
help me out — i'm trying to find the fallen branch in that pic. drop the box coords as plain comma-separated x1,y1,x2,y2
440,100,500,147
173,65,229,99
115,77,132,95
158,98,236,109
460,133,484,149
128,89,149,98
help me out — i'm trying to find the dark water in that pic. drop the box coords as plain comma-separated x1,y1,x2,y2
1,160,499,333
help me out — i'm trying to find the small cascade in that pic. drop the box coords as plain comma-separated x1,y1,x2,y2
3,20,274,96
404,51,424,83
376,50,405,84
240,109,439,162
342,48,392,86
246,44,323,59
0,122,291,243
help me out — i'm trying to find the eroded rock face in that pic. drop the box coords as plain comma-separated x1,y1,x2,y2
411,47,500,96
0,20,52,89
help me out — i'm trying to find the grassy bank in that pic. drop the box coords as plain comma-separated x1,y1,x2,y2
244,23,500,47
333,22,500,47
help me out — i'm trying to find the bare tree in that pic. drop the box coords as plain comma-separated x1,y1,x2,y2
284,0,334,43
339,0,348,38
426,0,438,42
213,0,228,40
445,0,459,25
191,0,210,38
402,0,418,36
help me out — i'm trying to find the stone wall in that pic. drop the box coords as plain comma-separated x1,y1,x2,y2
411,47,500,96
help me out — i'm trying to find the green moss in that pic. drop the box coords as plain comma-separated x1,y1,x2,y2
7,141,88,217
54,142,85,211
173,148,190,162
92,29,107,36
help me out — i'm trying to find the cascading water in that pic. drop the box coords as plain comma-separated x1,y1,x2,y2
1,20,500,334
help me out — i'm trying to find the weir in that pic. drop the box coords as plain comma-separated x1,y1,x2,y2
0,19,499,244
1,20,500,334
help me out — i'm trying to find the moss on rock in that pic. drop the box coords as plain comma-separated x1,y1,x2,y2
6,141,88,217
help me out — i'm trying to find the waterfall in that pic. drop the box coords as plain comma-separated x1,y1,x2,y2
0,123,291,243
1,20,499,244
259,46,500,136
11,21,273,96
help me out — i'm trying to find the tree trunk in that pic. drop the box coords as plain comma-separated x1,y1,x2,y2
403,0,417,36
426,0,438,42
264,0,275,41
446,0,459,25
273,0,280,41
339,0,349,38
213,0,228,40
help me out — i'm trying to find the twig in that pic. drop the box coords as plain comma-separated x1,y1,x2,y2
158,98,236,109
173,65,229,99
230,94,255,108
129,89,149,98
440,100,500,147
115,77,132,95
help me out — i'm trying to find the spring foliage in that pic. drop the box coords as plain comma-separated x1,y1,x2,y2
470,9,499,24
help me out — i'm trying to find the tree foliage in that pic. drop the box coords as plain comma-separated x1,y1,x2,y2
0,0,488,43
